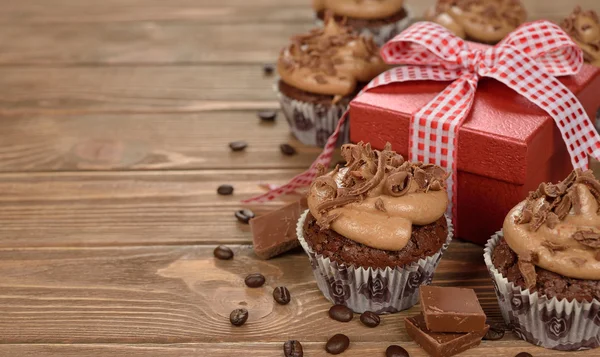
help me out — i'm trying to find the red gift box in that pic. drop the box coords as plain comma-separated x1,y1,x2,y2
349,65,600,245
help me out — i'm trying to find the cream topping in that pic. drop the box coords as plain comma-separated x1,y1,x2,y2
425,0,527,43
313,0,405,20
503,170,600,280
307,142,449,251
277,17,387,98
561,6,600,67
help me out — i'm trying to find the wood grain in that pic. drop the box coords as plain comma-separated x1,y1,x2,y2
0,65,278,114
0,111,325,172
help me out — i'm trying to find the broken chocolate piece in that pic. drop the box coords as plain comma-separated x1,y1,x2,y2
405,314,489,357
572,230,600,248
517,257,537,290
375,198,386,212
420,286,486,333
250,201,304,260
542,241,567,254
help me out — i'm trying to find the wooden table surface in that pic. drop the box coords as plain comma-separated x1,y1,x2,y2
2,1,600,356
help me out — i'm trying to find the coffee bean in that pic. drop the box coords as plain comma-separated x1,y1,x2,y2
235,209,255,224
280,143,297,156
328,304,353,322
258,110,277,121
483,323,506,341
325,334,350,355
229,308,248,326
514,353,533,357
273,286,291,305
359,311,380,328
245,273,266,288
217,184,234,196
213,245,233,260
283,340,303,357
386,345,409,357
263,63,275,76
229,141,247,152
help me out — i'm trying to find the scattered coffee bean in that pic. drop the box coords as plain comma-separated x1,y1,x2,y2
273,286,291,305
515,353,533,357
258,110,277,121
235,209,255,224
328,304,353,322
386,345,409,357
483,323,506,341
245,273,266,288
217,184,234,196
359,311,380,328
283,340,303,357
229,308,248,326
213,245,234,260
325,334,350,355
263,63,275,76
280,143,297,156
229,141,247,152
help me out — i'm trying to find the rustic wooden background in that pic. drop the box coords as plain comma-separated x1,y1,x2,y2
1,0,600,356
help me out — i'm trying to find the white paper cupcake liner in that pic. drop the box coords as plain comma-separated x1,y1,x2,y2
315,7,413,46
277,87,350,147
297,210,453,314
484,233,600,351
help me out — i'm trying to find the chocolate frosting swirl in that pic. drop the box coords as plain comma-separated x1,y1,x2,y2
307,142,449,251
425,0,527,43
312,0,405,20
504,170,600,280
277,16,388,98
561,6,600,67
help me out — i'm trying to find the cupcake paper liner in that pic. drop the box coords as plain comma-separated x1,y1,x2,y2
297,210,453,314
277,87,350,147
484,233,600,351
315,7,413,47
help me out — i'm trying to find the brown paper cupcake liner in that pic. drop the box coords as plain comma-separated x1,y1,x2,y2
484,233,600,351
277,87,350,147
297,210,453,314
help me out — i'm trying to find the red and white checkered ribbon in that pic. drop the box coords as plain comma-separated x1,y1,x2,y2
244,21,600,216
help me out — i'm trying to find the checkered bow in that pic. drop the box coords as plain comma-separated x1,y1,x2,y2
244,21,600,216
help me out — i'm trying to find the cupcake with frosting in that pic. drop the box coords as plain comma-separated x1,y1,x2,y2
312,0,413,46
484,169,600,350
277,17,388,147
561,6,600,67
425,0,527,44
296,142,453,313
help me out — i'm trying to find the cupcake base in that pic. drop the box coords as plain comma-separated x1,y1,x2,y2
297,210,453,314
484,233,600,351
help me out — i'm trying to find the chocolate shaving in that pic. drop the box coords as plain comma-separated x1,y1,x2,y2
311,176,338,201
317,212,341,230
529,201,550,232
517,256,537,290
384,171,412,197
375,198,386,212
595,251,600,261
542,240,567,254
553,195,572,220
545,212,560,229
571,257,587,267
572,230,600,248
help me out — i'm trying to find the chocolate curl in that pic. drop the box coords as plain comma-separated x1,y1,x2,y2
384,171,412,197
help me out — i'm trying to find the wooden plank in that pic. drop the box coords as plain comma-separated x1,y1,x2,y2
0,342,595,357
0,23,310,65
0,169,314,247
0,111,325,172
0,65,278,114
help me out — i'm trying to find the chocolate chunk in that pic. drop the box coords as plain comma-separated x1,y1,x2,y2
359,311,380,328
280,143,297,156
283,340,303,357
325,334,350,354
250,201,303,259
405,314,489,357
518,257,537,290
244,273,266,288
483,323,505,341
263,63,275,76
213,245,234,260
514,353,533,357
258,110,277,121
229,141,248,152
385,345,409,357
230,308,248,326
572,230,600,248
375,198,386,212
542,241,567,254
217,184,234,196
273,286,291,305
328,304,353,322
420,286,486,333
235,209,255,224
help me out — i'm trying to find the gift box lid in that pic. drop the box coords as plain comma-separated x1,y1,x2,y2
350,65,600,185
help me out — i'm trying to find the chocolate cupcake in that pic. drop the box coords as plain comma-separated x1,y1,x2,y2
561,6,600,67
296,142,453,313
312,0,413,46
277,17,388,147
425,0,527,44
484,169,600,350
